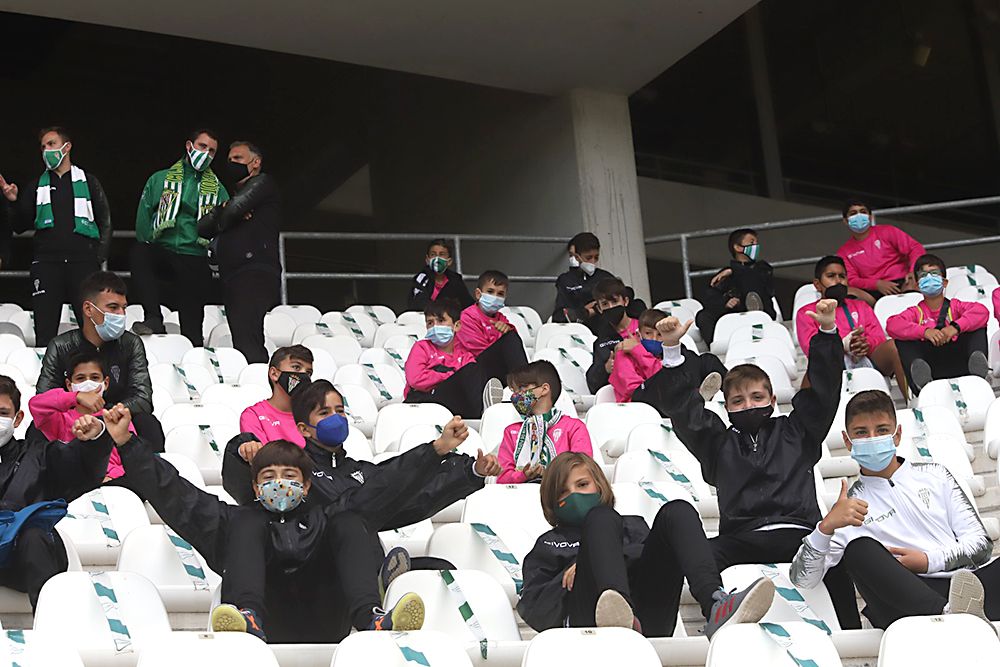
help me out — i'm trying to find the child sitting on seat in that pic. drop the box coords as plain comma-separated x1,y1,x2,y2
885,253,989,393
404,299,488,418
28,350,132,481
498,361,592,484
238,345,314,453
518,451,774,636
407,238,474,311
456,270,528,396
552,232,614,328
586,277,640,393
837,198,924,301
790,390,997,629
797,255,908,399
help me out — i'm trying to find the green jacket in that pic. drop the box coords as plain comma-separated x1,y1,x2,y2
135,159,229,256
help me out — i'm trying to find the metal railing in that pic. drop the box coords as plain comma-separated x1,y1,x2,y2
644,195,1000,298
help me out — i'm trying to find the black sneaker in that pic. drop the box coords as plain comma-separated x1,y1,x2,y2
378,546,411,601
910,358,933,393
367,592,424,631
968,350,990,380
131,321,165,336
704,577,774,639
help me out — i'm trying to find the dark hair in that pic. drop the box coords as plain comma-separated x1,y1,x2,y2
727,228,757,257
845,390,896,428
268,345,314,389
570,232,600,255
426,238,454,257
842,198,871,219
914,253,946,275
291,379,342,426
229,140,263,163
507,360,562,402
38,126,71,144
814,255,846,279
79,271,127,306
638,309,668,330
592,276,628,302
0,375,21,412
424,299,462,324
540,452,614,527
250,440,315,482
722,364,772,400
66,350,106,380
478,270,509,290
188,128,220,144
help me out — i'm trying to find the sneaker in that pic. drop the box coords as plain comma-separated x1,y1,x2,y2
704,577,774,640
968,350,990,379
947,570,989,625
211,604,266,641
595,589,635,629
745,292,764,312
482,377,504,411
910,359,933,393
130,321,164,336
368,592,425,631
699,371,723,402
378,546,412,602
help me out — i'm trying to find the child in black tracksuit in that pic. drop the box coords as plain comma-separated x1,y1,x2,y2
109,404,479,643
518,452,773,637
640,305,861,628
407,238,475,311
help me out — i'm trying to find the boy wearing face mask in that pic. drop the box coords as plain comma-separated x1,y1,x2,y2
886,254,990,393
791,390,997,629
131,128,229,346
111,402,450,643
29,351,135,481
0,126,111,348
404,300,487,418
585,277,651,393
837,199,924,300
552,232,613,328
696,228,776,345
236,346,315,453
457,270,529,393
797,256,908,399
498,361,593,484
407,239,474,311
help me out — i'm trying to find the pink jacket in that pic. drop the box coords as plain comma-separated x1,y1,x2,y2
992,287,1000,325
27,389,128,479
456,304,514,356
404,339,476,395
240,400,305,447
497,415,593,484
796,299,886,356
609,344,663,402
837,226,925,291
885,298,989,341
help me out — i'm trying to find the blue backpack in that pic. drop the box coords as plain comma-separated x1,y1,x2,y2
0,500,68,567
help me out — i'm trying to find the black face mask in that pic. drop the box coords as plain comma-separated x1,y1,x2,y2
276,371,311,396
727,404,774,435
602,305,626,328
221,160,251,187
824,283,848,303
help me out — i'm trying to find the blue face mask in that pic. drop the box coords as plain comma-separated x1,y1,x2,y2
918,273,944,297
426,325,454,347
311,413,349,448
847,213,872,234
640,338,663,357
87,302,126,341
478,293,505,315
850,433,897,472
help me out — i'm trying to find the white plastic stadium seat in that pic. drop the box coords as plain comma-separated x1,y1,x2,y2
159,403,239,437
709,311,773,355
726,320,795,355
336,383,380,438
136,632,278,667
0,629,85,665
164,423,238,485
0,303,23,321
841,367,890,394
916,376,993,432
396,423,481,457
34,571,172,662
334,362,405,407
612,480,700,527
531,347,592,397
292,321,353,344
535,323,594,351
874,292,924,332
270,304,322,326
722,563,841,631
546,332,597,353
180,347,248,384
724,354,794,403
612,450,713,511
897,432,980,496
373,323,425,349
200,382,271,415
346,304,397,326
237,363,270,388
117,525,220,615
502,306,543,345
202,304,226,341
896,406,972,461
726,339,797,379
395,311,425,328
148,362,216,403
343,425,375,461
945,271,998,299
263,312,297,347
479,403,519,453
372,402,453,454
331,629,471,667
877,613,1000,665
207,322,233,348
383,334,419,358
140,334,193,365
523,627,660,667
707,621,843,667
323,311,378,348
6,346,45,386
951,284,996,303
585,402,661,461
8,311,35,346
303,334,362,367
59,488,152,566
151,384,173,420
984,398,1000,459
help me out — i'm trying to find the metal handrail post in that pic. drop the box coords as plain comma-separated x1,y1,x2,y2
680,235,692,298
453,235,463,274
279,234,289,305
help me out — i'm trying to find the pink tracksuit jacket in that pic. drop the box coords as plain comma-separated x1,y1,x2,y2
496,414,593,484
28,389,129,479
886,298,988,341
456,304,514,356
404,339,476,395
837,226,925,291
796,299,886,356
609,344,663,403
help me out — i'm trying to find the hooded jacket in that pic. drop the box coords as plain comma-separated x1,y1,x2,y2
407,268,475,311
586,316,639,393
552,267,615,325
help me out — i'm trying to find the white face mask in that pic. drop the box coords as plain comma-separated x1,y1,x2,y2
0,417,15,448
72,380,104,395
580,262,597,276
568,255,580,269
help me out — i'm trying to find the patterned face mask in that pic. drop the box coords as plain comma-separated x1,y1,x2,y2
511,389,538,417
256,478,305,513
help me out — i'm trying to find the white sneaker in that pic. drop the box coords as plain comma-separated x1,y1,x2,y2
948,570,988,624
482,378,504,411
699,372,723,402
595,590,635,629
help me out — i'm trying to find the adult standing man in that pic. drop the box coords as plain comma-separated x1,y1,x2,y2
197,141,280,364
0,127,111,346
131,129,228,346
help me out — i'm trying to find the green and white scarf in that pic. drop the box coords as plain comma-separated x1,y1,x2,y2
151,159,221,243
513,409,561,469
35,165,99,238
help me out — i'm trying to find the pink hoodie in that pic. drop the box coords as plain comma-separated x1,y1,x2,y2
885,298,989,341
240,399,305,447
610,343,663,402
28,389,128,479
404,339,476,396
795,298,886,356
456,304,514,356
992,287,1000,325
497,414,593,484
837,225,925,291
